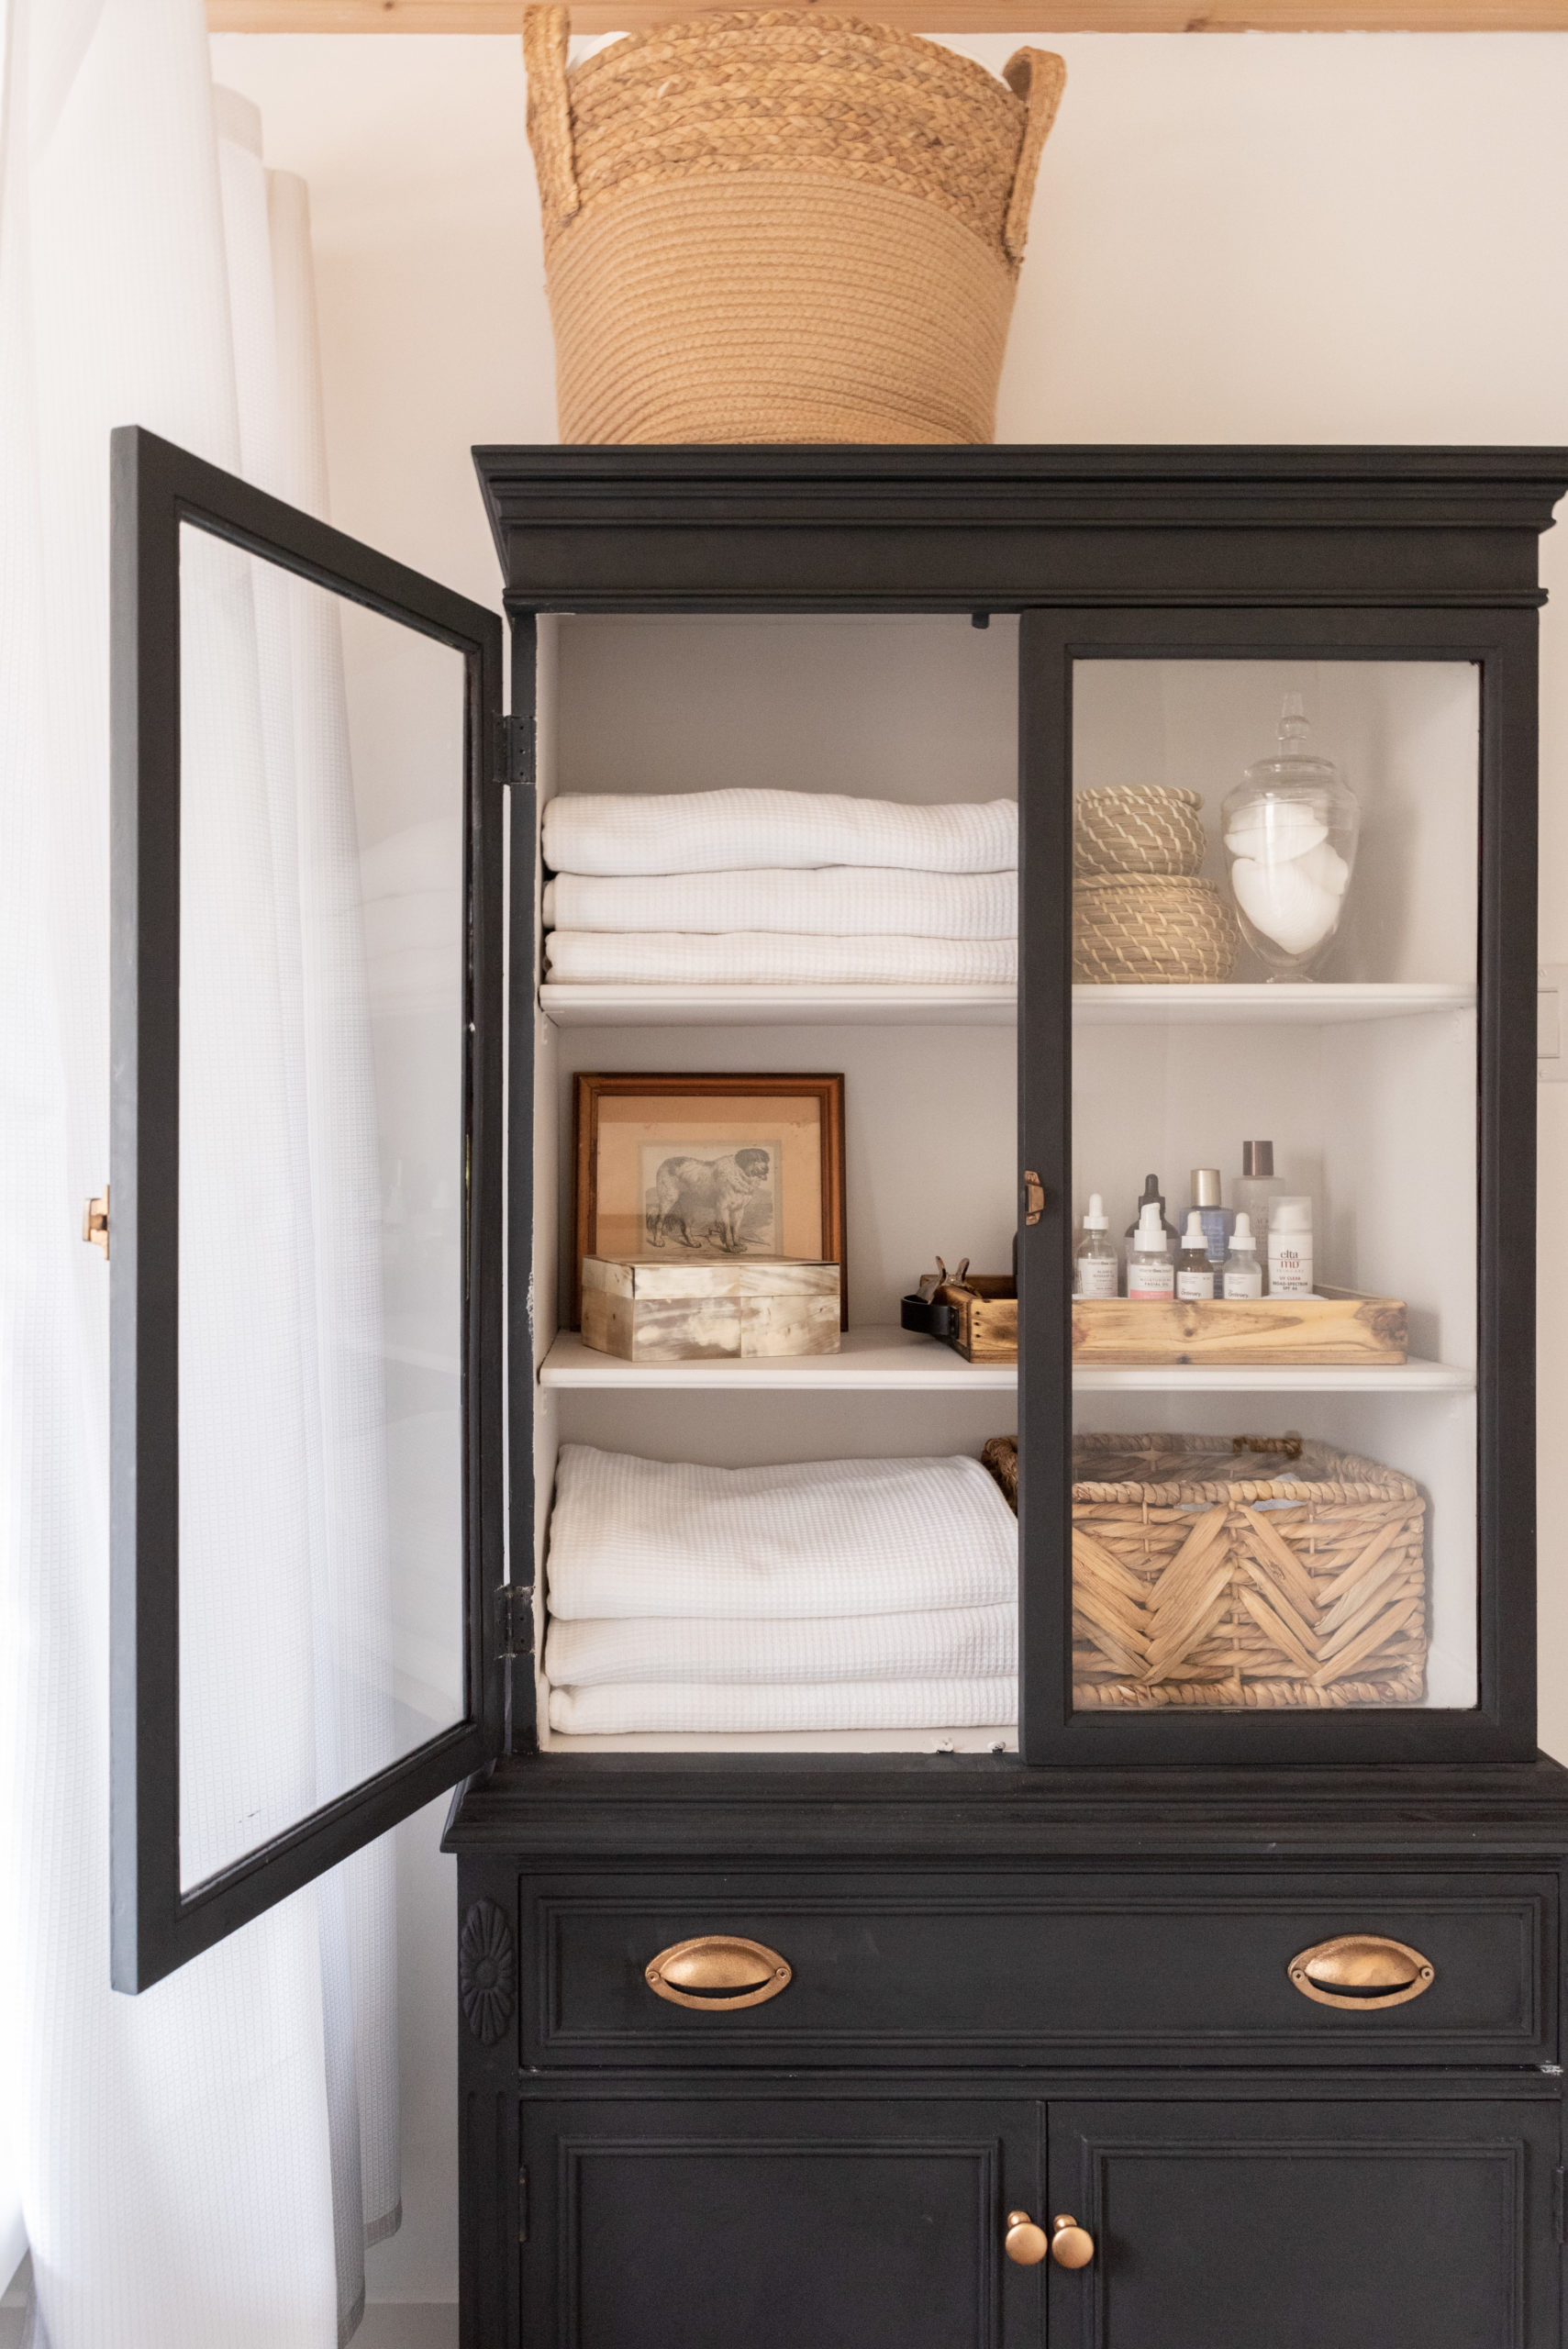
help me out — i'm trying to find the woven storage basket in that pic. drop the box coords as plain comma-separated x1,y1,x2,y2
1073,874,1240,985
982,1432,1428,1709
1074,786,1207,879
523,7,1065,444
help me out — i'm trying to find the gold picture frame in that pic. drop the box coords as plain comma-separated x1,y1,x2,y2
571,1073,847,1330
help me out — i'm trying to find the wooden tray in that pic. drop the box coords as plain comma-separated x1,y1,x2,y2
904,1281,1407,1366
900,1275,1017,1364
1071,1286,1407,1367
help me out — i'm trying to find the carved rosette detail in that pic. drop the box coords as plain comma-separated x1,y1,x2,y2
459,1898,517,2046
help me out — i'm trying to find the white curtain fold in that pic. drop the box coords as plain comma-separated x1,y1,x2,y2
0,6,398,2343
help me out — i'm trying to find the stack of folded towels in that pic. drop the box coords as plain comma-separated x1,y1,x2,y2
542,1443,1018,1735
541,788,1018,986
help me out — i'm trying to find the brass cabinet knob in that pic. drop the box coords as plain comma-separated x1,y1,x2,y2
1051,2215,1095,2269
1004,2210,1051,2266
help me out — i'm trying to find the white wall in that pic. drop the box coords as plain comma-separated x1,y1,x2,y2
209,25,1568,2310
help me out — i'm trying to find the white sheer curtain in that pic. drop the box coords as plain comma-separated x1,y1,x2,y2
0,5,397,2343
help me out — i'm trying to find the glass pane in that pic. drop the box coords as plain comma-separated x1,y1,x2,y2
1068,660,1478,1714
177,523,468,1889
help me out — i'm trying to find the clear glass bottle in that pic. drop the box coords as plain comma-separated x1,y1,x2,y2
1189,1166,1232,1266
1175,1211,1216,1301
1222,695,1360,979
1074,1194,1118,1298
1221,1212,1264,1299
1233,1140,1287,1293
1127,1201,1174,1300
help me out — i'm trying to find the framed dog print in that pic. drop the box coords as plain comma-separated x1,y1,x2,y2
571,1074,847,1329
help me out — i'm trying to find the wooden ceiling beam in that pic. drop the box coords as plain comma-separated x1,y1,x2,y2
206,0,1568,30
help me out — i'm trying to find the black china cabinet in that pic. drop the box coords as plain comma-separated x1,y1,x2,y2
107,431,1568,2347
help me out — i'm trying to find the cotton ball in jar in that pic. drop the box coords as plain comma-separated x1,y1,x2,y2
1229,853,1343,957
1223,798,1329,867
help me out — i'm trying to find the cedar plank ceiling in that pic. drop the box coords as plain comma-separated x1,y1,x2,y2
208,0,1568,32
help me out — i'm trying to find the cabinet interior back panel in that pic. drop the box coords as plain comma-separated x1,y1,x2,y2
554,615,1019,805
552,1022,1017,1330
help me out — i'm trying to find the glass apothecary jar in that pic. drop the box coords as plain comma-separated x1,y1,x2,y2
1222,695,1360,978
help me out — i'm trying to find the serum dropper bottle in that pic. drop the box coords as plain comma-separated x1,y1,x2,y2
1222,1213,1264,1299
1074,1196,1118,1298
1128,1202,1175,1300
1176,1211,1216,1300
1124,1174,1178,1288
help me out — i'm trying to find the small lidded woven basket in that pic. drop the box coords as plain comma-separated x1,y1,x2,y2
523,7,1065,444
1073,785,1207,878
1073,874,1239,984
984,1432,1428,1710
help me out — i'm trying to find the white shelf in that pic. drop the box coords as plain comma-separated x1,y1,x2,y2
539,981,1474,1030
540,1326,1473,1395
539,983,1017,1028
539,1326,1018,1389
1073,982,1476,1025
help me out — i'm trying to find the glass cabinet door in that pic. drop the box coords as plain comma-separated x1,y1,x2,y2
1018,607,1536,1765
109,429,505,1989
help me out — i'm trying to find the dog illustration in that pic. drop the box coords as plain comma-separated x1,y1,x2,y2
647,1148,772,1252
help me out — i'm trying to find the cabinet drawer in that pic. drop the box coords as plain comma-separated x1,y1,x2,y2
523,1869,1554,2068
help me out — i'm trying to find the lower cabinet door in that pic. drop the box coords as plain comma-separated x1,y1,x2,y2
521,2097,1042,2349
1048,2096,1561,2349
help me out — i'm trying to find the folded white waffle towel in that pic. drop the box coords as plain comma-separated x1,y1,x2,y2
542,867,1017,939
544,931,1018,985
544,1603,1017,1687
545,1444,1018,1621
546,1678,1018,1735
541,790,1018,877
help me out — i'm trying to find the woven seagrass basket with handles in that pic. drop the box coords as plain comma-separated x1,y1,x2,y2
522,7,1065,445
982,1431,1428,1709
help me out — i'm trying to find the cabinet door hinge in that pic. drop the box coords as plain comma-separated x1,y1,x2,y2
518,2164,529,2245
495,1582,532,1661
497,714,536,789
1555,2167,1566,2244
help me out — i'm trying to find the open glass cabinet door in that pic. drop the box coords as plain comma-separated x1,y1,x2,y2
108,428,505,1992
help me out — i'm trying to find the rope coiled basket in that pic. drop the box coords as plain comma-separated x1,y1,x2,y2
522,7,1065,444
1073,874,1240,984
1074,785,1207,878
983,1432,1429,1709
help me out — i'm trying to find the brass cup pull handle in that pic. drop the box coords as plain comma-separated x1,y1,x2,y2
644,1935,792,2011
1289,1933,1435,2010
